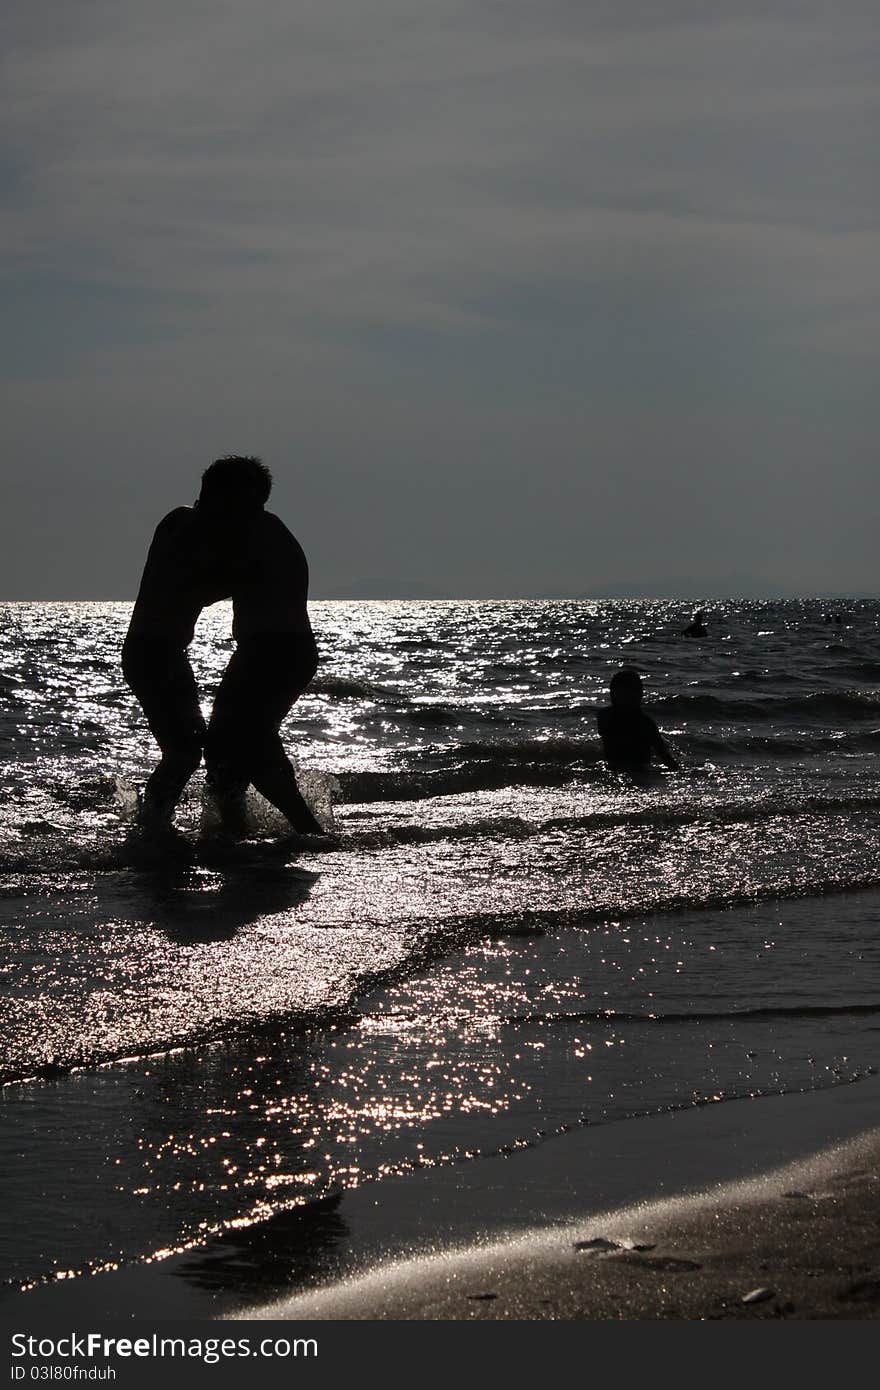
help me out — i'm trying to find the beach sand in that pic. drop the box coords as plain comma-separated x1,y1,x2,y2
239,1127,879,1321
234,1081,880,1323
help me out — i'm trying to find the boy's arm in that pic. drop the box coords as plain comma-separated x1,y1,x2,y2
648,717,680,770
596,706,612,760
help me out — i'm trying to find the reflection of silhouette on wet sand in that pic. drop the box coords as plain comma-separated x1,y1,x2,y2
172,1194,348,1303
123,849,318,945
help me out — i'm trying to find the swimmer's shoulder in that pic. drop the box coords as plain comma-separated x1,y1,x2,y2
152,506,195,540
143,507,196,560
258,509,308,562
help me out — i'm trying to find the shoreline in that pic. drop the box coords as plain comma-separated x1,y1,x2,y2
7,1074,879,1322
242,1119,880,1321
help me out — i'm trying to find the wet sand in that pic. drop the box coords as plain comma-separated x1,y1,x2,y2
238,1101,880,1321
7,1077,879,1322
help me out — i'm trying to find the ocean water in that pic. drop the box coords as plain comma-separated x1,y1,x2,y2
1,598,879,1297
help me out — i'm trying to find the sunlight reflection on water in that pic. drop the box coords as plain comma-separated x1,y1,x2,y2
1,599,879,1287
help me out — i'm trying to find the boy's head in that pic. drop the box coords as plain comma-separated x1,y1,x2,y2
198,455,272,514
609,667,643,708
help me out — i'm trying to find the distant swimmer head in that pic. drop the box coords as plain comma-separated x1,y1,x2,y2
683,607,708,636
609,667,644,708
197,455,273,515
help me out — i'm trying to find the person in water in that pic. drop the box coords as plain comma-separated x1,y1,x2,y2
122,455,323,835
201,458,323,837
596,668,679,773
683,608,708,637
122,480,232,826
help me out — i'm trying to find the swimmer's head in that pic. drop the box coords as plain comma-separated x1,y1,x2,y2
198,455,272,514
609,667,643,708
692,609,706,623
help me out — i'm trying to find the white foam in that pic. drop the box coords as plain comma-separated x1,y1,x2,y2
200,763,341,836
110,774,140,821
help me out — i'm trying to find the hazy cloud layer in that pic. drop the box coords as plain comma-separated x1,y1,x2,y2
2,2,878,596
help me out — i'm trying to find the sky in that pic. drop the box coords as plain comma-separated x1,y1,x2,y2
2,1,879,598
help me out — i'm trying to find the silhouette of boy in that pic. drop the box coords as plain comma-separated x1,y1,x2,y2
597,668,679,772
122,456,322,835
122,485,232,825
202,458,322,836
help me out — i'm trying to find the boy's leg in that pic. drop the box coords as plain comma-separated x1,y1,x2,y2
249,737,324,835
205,638,322,835
203,648,252,832
122,638,205,825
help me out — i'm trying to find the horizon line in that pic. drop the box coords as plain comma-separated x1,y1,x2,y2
1,593,878,604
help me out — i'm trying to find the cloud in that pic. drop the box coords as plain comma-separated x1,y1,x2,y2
2,2,879,594
5,5,878,310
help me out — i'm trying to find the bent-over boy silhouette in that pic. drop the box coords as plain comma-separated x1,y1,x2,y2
122,456,323,835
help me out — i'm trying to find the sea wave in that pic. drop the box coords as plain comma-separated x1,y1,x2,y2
308,675,389,699
4,869,880,1086
681,729,880,759
337,760,595,802
341,793,880,846
492,1003,880,1029
650,689,880,722
8,781,880,874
